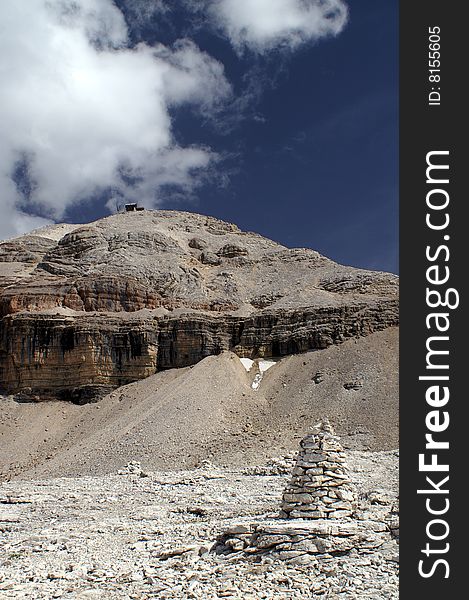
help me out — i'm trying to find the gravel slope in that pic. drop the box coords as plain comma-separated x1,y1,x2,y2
0,328,397,481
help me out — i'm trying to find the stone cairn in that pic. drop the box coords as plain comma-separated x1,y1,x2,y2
214,421,392,563
280,419,357,520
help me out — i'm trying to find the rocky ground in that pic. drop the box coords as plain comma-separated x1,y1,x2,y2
0,451,398,599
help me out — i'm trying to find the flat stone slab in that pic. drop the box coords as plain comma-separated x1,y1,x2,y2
227,518,387,537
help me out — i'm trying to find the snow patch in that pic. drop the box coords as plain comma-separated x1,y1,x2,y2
238,356,278,389
240,358,254,372
251,373,263,390
258,360,276,373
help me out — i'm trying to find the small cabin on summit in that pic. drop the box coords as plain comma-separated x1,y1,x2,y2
124,203,145,212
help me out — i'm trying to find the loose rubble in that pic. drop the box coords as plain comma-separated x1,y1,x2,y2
0,451,398,599
117,461,149,477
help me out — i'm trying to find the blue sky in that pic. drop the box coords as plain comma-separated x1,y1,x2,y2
1,0,397,273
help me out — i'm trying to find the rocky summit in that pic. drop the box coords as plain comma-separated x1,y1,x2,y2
0,210,398,403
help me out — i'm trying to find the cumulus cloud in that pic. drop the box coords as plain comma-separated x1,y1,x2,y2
209,0,348,53
0,0,231,239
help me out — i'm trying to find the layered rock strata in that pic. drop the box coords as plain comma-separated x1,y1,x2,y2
0,302,397,401
0,211,399,400
280,420,357,519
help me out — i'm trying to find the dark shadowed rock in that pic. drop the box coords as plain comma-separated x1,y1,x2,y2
188,237,207,250
199,251,221,266
216,244,248,258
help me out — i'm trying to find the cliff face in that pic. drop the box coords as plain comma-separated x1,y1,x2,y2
0,211,398,401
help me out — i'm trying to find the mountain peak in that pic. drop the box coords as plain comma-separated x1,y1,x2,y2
0,211,398,402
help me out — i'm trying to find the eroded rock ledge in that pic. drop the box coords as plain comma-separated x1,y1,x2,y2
0,300,397,401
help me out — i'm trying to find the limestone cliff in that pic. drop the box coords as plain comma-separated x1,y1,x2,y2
0,211,398,401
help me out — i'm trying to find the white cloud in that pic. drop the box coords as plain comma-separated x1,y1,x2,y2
0,0,231,240
209,0,348,53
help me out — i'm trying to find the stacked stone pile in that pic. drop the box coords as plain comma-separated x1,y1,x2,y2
280,420,357,519
214,423,397,565
216,519,389,564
